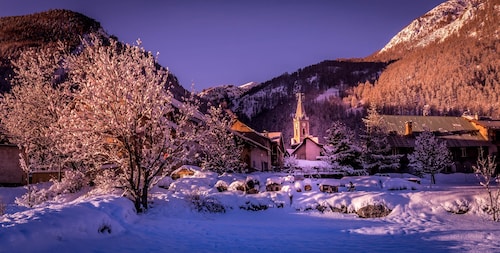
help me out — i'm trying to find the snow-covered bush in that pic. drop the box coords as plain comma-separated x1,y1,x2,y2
15,185,51,208
283,155,299,173
245,176,261,193
239,198,273,211
443,200,470,214
215,180,228,192
50,170,88,194
356,204,392,218
16,170,88,208
187,190,226,213
156,176,174,190
93,169,124,193
383,178,420,191
228,180,246,192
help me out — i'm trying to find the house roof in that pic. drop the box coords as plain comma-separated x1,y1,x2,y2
291,136,323,155
472,120,500,129
263,132,283,144
381,115,489,148
231,119,271,151
381,115,478,134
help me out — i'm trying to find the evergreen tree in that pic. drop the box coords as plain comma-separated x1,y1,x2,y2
199,106,245,174
408,131,452,184
322,121,365,175
361,104,401,174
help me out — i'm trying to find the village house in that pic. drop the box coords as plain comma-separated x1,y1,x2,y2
379,114,497,173
231,119,285,172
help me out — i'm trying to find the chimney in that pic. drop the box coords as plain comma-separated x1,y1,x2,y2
405,121,413,136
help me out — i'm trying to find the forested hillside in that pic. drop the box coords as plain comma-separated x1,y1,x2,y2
203,0,498,148
0,9,188,99
0,10,102,92
354,0,499,116
201,60,390,145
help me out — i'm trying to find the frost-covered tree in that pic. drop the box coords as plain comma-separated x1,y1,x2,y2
54,35,197,212
473,148,499,222
283,155,299,174
322,121,364,175
0,45,71,181
408,131,451,184
361,104,401,174
199,105,245,174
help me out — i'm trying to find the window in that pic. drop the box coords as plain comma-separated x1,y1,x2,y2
392,148,399,156
461,148,467,157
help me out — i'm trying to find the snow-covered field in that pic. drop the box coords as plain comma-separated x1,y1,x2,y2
1,171,499,253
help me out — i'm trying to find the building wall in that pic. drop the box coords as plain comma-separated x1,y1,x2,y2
249,148,271,171
293,139,322,161
0,145,24,185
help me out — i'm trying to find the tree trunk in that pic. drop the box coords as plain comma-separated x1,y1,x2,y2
141,171,150,211
134,197,142,213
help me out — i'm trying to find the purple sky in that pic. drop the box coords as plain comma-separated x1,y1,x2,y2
1,0,445,91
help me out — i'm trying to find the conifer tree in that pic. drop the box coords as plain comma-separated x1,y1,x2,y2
361,104,401,174
322,121,365,175
408,131,451,184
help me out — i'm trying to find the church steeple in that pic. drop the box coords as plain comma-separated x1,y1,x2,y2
291,93,310,147
295,93,307,120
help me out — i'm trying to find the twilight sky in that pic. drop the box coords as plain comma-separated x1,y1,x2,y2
1,0,445,91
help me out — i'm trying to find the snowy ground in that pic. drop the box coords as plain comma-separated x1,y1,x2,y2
1,171,499,253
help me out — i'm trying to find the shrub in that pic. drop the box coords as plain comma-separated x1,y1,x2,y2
443,200,470,214
50,170,88,194
188,190,226,213
240,201,268,211
215,180,228,192
356,204,392,218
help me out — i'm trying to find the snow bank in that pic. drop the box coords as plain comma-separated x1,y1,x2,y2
1,173,500,252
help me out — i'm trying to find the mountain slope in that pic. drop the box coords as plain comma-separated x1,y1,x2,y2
378,0,486,57
0,9,189,99
359,0,499,116
203,0,498,148
201,60,390,146
0,9,103,92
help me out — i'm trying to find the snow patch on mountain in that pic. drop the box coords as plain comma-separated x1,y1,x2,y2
239,81,260,90
234,85,288,119
315,88,340,102
380,0,484,53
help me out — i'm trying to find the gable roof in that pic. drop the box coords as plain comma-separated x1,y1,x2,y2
381,115,478,134
231,119,271,151
291,136,323,154
380,115,488,148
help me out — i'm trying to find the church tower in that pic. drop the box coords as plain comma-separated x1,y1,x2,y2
291,93,309,147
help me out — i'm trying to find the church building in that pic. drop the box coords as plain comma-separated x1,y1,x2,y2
289,93,323,160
